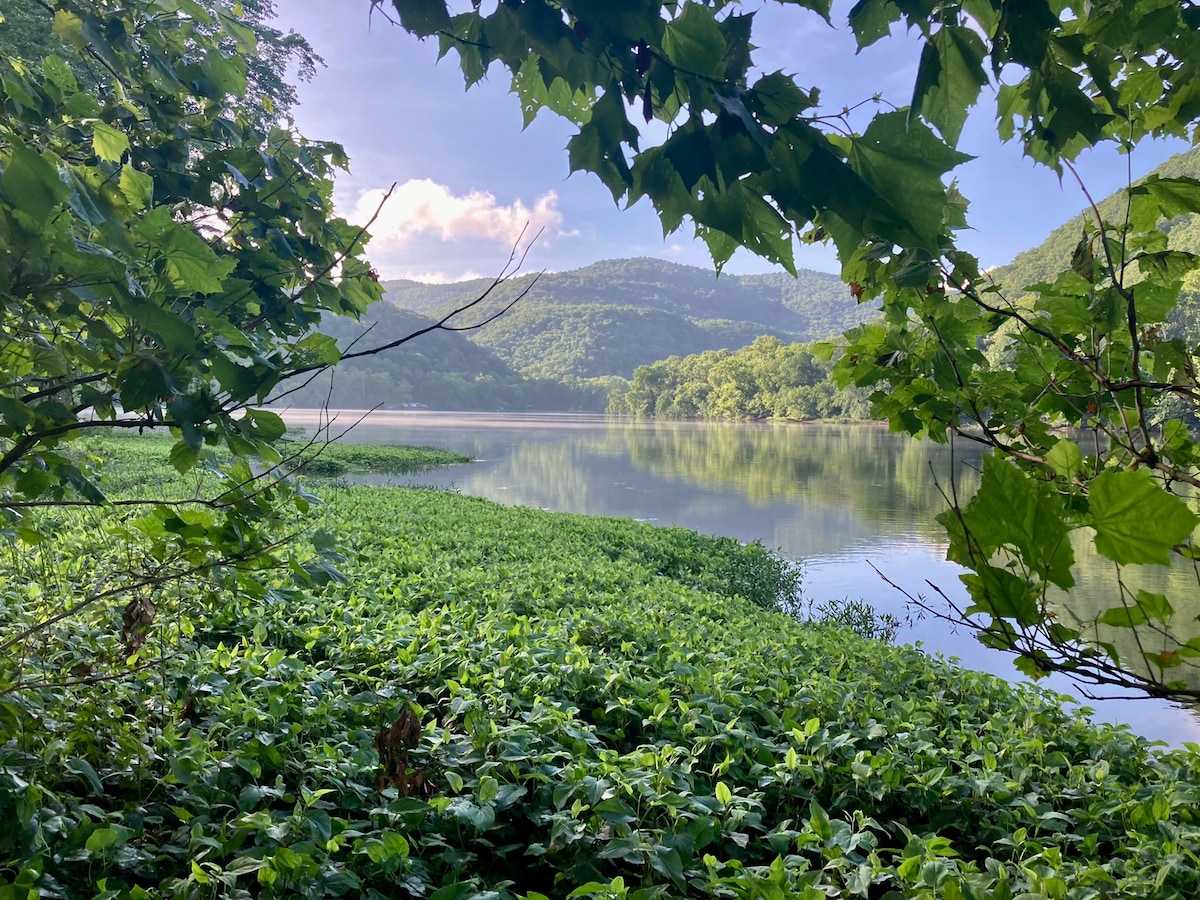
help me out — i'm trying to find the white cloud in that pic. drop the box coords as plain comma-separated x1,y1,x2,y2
351,179,566,249
392,269,486,284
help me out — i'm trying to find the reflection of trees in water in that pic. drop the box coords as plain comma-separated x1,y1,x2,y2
598,422,983,529
466,441,597,512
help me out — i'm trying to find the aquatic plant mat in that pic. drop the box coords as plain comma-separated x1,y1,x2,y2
2,474,1199,897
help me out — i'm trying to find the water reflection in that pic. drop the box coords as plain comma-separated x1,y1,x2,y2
284,409,1200,746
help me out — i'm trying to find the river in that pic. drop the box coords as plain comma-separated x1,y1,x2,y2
284,409,1200,747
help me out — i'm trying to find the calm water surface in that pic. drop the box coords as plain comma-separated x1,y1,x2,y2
286,409,1200,747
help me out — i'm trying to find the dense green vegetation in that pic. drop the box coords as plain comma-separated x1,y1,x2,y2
382,258,875,381
277,305,609,412
390,0,1200,701
5,441,1200,898
609,336,873,420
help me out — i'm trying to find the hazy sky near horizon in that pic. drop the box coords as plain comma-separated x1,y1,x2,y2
274,1,1188,283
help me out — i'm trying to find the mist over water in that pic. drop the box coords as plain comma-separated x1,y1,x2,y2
286,409,1200,747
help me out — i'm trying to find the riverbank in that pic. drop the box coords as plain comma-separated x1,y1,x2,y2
3,452,1200,896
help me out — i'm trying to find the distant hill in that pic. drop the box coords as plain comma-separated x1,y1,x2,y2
274,304,609,413
989,147,1200,294
381,257,873,380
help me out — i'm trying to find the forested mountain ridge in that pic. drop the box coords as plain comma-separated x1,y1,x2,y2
276,304,609,412
988,147,1200,294
381,257,875,379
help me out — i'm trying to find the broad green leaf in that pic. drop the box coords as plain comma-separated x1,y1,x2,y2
848,111,973,247
295,332,342,366
92,121,129,163
567,91,637,202
1045,439,1084,481
52,10,87,49
169,440,202,474
85,827,119,852
3,139,69,225
162,226,235,294
119,166,154,209
662,5,725,79
956,454,1075,592
848,0,900,50
750,71,813,126
715,781,732,806
1089,470,1199,565
389,0,451,38
910,25,988,145
66,757,104,794
116,354,174,410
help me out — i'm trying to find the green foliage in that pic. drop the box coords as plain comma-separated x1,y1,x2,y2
0,0,322,123
297,442,470,477
794,596,903,643
383,258,877,380
0,0,385,653
5,470,1200,897
609,335,873,420
387,0,1200,700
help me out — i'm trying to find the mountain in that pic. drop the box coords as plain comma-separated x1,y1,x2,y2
989,146,1200,295
274,304,609,413
380,257,874,380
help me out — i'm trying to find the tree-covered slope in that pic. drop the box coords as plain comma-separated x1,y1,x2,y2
277,304,607,412
381,258,875,379
452,302,804,380
990,147,1200,294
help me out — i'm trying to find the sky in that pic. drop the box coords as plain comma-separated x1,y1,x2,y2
273,1,1189,284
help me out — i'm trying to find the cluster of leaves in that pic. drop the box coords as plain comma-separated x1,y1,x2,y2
386,0,1200,699
0,0,380,472
608,335,872,421
0,0,401,665
4,461,1200,898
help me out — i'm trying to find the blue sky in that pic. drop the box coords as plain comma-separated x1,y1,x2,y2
275,1,1188,283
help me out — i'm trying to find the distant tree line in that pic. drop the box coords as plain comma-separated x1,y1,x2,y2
608,336,874,421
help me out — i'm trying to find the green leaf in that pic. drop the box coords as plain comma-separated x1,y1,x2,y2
910,25,988,145
92,121,129,163
161,226,235,294
85,827,119,853
116,354,174,410
715,781,732,806
567,91,637,202
2,138,69,226
389,0,451,38
962,563,1042,627
1045,439,1084,481
119,165,154,210
170,440,202,474
66,757,104,794
848,111,973,247
1089,470,1198,565
662,5,725,79
955,455,1075,592
295,332,342,366
848,0,900,50
750,71,813,126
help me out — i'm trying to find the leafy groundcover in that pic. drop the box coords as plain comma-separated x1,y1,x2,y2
3,483,1200,899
